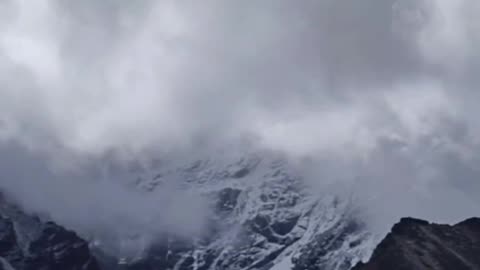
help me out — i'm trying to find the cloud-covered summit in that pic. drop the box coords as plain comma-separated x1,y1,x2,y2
1,0,480,255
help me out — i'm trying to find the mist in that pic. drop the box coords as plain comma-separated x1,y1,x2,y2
1,0,480,258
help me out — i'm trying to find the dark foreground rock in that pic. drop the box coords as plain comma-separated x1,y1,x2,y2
0,197,99,270
353,217,480,270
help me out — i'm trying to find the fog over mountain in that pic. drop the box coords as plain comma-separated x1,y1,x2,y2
1,0,480,261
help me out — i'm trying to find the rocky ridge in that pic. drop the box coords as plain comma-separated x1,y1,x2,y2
353,217,480,270
0,194,99,270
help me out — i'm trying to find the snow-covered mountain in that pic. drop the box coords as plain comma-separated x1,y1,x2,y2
1,151,382,270
86,152,379,270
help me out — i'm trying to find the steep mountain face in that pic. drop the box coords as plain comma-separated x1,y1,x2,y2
3,152,480,270
1,153,378,270
0,197,100,270
102,154,376,270
353,217,480,270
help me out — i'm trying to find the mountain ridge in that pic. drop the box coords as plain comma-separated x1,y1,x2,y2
353,217,480,270
3,187,480,270
3,154,480,270
0,154,375,270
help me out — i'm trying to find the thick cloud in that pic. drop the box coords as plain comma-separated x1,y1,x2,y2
1,0,480,256
2,0,477,158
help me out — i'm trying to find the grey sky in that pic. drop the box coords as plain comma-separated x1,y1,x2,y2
2,0,478,158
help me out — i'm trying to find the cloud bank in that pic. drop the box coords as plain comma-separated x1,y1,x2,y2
0,0,477,160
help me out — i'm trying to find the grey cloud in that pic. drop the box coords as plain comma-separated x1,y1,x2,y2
1,0,470,158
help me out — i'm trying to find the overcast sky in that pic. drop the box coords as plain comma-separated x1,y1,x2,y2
1,0,480,253
1,0,478,159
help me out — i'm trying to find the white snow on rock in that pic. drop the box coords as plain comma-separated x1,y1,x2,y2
111,150,379,270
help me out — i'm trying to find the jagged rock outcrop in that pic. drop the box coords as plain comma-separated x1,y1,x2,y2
0,155,375,270
8,152,480,270
0,197,100,270
353,217,480,270
118,155,373,270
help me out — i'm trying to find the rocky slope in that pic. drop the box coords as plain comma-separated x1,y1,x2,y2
0,153,377,270
2,149,480,270
353,217,480,270
113,154,375,270
0,196,99,270
14,152,480,270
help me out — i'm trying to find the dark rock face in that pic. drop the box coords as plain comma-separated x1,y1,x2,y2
353,217,480,270
0,201,100,270
215,188,242,213
0,218,16,255
24,222,99,270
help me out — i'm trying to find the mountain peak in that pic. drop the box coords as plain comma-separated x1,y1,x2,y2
354,217,480,270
